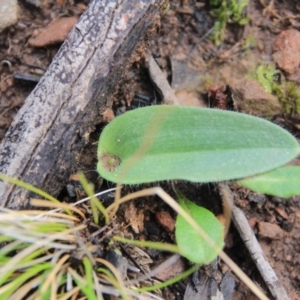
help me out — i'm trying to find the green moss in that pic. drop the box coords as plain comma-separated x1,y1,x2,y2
280,81,300,115
243,34,257,50
209,0,249,45
255,64,279,94
253,63,300,115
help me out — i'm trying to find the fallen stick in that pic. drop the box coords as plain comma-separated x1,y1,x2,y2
218,183,290,300
0,0,167,208
146,54,180,105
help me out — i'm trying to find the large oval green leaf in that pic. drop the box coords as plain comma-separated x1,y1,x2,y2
97,106,300,184
238,166,300,198
175,195,224,264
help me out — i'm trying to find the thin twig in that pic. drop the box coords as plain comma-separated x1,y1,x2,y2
146,54,180,105
218,183,290,300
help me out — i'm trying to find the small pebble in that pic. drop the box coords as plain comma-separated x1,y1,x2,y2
258,222,284,240
0,0,18,33
273,29,300,75
155,211,175,233
286,254,292,262
28,16,78,47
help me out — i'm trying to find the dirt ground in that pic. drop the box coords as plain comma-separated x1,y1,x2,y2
1,0,300,299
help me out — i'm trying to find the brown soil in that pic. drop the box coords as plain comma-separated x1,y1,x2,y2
1,0,300,299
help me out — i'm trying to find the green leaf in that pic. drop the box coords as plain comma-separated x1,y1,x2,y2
175,195,224,264
97,106,300,184
238,166,300,198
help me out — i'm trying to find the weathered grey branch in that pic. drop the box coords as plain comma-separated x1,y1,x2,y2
0,0,167,208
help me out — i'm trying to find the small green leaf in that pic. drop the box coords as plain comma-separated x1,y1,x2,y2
97,106,300,184
238,166,300,198
175,195,224,264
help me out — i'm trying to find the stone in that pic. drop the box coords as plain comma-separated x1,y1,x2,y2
0,0,18,33
155,210,175,233
154,256,186,281
232,78,281,117
258,222,284,240
273,29,300,76
28,16,78,47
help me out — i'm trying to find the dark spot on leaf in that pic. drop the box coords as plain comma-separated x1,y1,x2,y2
100,154,121,172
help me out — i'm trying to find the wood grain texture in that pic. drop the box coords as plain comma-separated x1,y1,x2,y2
0,0,166,208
